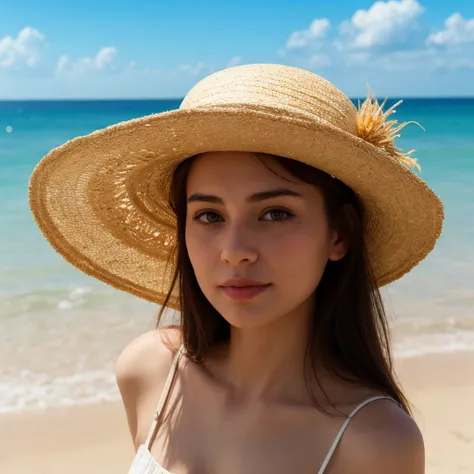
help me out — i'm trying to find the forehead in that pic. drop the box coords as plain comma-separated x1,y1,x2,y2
186,151,301,192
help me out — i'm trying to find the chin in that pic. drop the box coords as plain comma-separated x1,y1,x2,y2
213,300,285,329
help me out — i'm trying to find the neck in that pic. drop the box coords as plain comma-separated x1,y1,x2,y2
220,298,316,404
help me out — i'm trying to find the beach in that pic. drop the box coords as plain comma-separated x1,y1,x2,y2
0,350,473,474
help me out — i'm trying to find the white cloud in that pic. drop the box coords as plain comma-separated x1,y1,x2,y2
56,47,117,75
169,57,248,78
340,0,424,49
433,55,474,70
0,27,46,69
285,18,330,50
344,51,372,65
227,56,242,67
95,47,116,69
427,13,474,46
56,55,69,73
395,47,474,71
176,61,206,76
375,48,436,70
280,2,473,74
281,1,426,70
345,42,474,72
308,54,331,68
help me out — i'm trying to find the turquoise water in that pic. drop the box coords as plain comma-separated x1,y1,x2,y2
1,98,473,412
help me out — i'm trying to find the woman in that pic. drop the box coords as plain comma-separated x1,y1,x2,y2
29,64,443,473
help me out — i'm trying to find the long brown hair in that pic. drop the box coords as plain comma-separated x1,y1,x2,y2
158,152,411,415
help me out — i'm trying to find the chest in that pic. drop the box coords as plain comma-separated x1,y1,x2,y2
148,400,346,474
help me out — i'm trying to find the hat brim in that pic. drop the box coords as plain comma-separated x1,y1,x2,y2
28,105,444,308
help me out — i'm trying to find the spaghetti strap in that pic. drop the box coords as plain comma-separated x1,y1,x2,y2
145,344,185,450
317,395,397,474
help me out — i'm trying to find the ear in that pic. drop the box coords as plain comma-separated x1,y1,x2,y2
328,231,349,262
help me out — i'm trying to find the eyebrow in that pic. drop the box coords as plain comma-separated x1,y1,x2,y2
187,188,302,204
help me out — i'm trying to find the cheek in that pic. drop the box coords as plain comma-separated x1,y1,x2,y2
268,228,329,287
186,228,203,265
185,225,215,283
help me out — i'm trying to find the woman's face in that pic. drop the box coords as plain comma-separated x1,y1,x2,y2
185,151,346,329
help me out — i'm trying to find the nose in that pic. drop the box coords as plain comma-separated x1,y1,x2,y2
220,223,258,266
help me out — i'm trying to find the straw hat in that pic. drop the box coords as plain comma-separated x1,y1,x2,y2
28,63,444,309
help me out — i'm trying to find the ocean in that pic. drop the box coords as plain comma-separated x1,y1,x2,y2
1,98,473,413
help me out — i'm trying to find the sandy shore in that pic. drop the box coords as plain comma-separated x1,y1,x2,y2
0,402,135,474
1,351,473,474
395,352,474,474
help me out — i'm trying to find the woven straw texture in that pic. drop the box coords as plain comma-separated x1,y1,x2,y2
28,64,444,309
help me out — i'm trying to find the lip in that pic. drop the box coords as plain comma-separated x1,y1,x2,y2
220,278,269,287
218,278,272,301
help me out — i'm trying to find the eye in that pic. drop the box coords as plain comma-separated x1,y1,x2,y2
260,209,294,222
194,211,223,224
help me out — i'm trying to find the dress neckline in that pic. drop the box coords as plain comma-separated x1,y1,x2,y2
138,444,174,474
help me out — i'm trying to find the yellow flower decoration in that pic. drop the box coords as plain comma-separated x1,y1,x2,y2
356,87,424,171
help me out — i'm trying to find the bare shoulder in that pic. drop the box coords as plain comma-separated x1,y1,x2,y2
115,326,182,447
115,326,182,385
338,398,424,474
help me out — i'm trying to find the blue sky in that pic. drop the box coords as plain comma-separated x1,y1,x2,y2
1,0,474,99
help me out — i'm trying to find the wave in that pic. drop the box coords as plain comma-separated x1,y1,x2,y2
0,285,126,317
0,366,120,414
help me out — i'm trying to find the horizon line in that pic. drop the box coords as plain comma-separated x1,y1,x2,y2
1,96,474,101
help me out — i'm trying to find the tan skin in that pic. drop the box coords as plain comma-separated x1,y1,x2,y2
116,152,425,474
